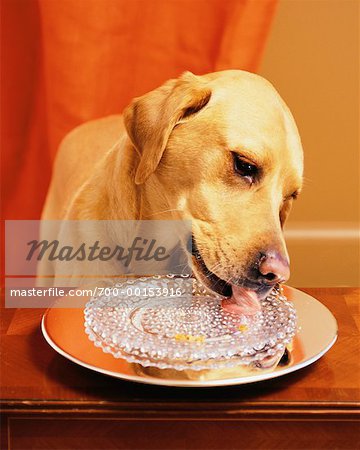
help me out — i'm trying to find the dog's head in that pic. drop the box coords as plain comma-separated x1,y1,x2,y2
124,70,303,312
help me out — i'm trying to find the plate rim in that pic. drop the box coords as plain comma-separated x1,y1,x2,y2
41,286,338,387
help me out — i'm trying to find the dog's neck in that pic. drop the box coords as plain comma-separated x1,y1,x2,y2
67,135,174,222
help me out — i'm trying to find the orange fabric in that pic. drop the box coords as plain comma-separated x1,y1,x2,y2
1,0,277,219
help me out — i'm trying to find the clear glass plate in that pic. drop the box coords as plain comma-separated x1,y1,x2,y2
84,276,297,371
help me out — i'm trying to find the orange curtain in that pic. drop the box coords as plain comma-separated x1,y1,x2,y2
1,0,277,220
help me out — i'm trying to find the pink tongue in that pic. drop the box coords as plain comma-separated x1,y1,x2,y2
221,284,262,315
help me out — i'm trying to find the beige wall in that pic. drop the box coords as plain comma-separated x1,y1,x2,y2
259,0,359,286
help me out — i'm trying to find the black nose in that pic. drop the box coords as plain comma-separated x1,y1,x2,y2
253,251,290,285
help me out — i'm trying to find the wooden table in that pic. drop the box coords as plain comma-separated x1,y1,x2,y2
1,288,359,449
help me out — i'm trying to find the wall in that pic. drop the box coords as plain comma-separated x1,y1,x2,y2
259,0,359,286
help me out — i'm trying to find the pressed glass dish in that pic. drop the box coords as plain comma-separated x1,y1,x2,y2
84,276,297,371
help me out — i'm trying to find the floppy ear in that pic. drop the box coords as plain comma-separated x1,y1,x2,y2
123,72,211,185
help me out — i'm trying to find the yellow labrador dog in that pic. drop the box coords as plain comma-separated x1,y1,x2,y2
42,70,303,314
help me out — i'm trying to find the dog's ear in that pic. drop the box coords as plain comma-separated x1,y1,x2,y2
123,72,211,185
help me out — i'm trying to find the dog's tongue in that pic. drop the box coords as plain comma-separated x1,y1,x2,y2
221,285,262,315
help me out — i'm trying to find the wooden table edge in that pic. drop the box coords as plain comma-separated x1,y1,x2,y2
1,400,360,421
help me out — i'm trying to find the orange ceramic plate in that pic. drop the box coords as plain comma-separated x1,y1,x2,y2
41,286,337,387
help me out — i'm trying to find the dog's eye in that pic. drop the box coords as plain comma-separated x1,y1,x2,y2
232,153,258,182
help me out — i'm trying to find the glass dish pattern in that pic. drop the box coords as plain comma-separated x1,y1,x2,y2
84,276,297,371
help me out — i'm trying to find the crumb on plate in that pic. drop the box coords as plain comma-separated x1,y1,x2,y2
174,333,205,343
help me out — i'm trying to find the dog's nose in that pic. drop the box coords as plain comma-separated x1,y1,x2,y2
257,251,290,285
